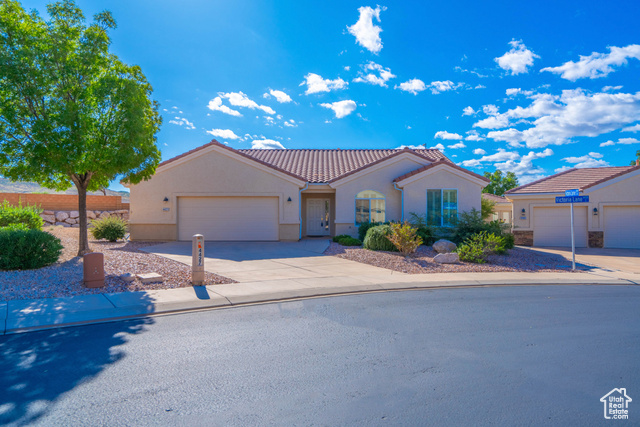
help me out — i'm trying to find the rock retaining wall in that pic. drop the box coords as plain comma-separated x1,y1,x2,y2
41,209,129,228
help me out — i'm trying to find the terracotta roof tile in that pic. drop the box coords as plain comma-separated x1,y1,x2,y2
393,160,489,183
505,166,640,195
482,193,510,203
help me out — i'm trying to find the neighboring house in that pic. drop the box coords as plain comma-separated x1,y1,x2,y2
482,193,512,224
126,140,488,241
505,165,640,248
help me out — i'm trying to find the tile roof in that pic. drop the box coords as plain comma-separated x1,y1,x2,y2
505,166,640,195
482,193,510,203
393,159,489,183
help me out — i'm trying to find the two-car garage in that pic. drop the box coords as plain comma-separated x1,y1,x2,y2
177,197,279,241
603,206,640,249
533,206,587,247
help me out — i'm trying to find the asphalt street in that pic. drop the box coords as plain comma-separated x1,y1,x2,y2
1,285,638,426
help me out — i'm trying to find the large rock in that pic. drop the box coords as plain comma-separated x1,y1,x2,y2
432,239,457,254
43,210,55,215
434,253,460,264
41,214,56,224
65,217,77,224
69,211,79,219
86,211,97,219
55,211,69,222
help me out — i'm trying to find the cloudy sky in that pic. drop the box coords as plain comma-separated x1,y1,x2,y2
23,0,640,190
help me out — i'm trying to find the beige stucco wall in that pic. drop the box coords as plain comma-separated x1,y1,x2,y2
490,203,512,223
401,168,484,222
508,170,640,232
129,146,303,241
332,156,427,237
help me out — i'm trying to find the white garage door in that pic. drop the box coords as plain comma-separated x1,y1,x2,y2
178,197,279,241
533,206,587,247
604,206,640,248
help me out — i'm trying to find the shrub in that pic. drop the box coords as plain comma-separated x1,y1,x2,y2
502,233,515,250
333,234,351,243
0,223,30,232
481,197,496,220
90,216,128,242
0,228,63,270
387,222,423,254
456,231,506,263
358,221,388,241
363,224,398,251
0,200,43,230
336,236,362,246
451,208,509,244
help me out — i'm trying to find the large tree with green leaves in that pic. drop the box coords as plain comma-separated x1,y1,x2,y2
631,150,640,166
0,0,161,255
482,170,519,196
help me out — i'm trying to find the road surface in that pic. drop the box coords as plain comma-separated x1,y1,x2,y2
1,285,638,425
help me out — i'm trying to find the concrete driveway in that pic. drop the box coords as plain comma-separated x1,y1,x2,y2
518,246,640,274
142,239,403,283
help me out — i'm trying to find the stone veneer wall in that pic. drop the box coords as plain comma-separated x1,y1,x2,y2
41,209,129,228
513,230,534,246
588,231,604,248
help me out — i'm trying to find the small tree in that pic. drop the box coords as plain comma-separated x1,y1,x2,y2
482,170,519,196
631,150,640,166
481,197,496,220
386,222,423,255
0,0,161,255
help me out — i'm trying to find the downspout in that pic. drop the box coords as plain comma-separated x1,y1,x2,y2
393,182,404,222
298,183,309,239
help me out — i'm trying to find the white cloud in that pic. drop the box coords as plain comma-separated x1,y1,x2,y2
434,131,463,140
263,89,292,103
300,73,348,95
495,39,540,75
251,139,286,149
428,80,462,94
168,117,195,130
396,145,426,149
461,148,521,167
599,137,640,147
561,152,610,168
473,148,487,155
221,91,275,115
284,119,297,128
489,149,554,183
395,79,426,95
465,130,485,141
430,143,445,151
603,85,623,92
474,115,510,129
505,88,533,97
483,104,499,115
344,66,350,71
320,100,357,118
448,142,466,149
205,128,240,140
484,89,640,148
541,44,640,81
463,106,476,116
622,124,640,132
353,62,396,87
207,97,242,117
347,5,386,54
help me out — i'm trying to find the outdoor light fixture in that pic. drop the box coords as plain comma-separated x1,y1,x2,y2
593,207,598,215
521,208,526,214
287,197,292,202
163,197,169,202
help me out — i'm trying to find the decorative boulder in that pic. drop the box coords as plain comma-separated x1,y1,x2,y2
432,239,457,254
86,211,97,219
41,214,56,224
69,211,80,219
55,211,69,222
434,253,460,264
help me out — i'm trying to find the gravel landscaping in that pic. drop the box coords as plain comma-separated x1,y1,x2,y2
325,242,581,274
0,227,235,302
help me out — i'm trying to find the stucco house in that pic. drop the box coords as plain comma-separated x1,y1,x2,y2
126,140,489,241
482,193,512,224
505,165,640,249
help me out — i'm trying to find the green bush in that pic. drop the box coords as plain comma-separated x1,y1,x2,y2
0,200,43,230
502,233,515,250
333,234,351,243
0,229,63,270
0,223,30,232
90,216,128,242
387,222,423,254
457,231,506,263
363,224,398,251
451,208,509,244
336,236,362,246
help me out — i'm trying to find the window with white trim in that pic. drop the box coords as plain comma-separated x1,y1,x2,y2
427,189,457,226
355,190,385,224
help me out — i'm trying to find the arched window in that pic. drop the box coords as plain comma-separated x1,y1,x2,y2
355,190,385,225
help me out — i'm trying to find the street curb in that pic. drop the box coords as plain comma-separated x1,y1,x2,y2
2,279,637,335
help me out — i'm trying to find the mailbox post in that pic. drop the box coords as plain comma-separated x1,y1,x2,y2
83,252,105,288
192,234,205,285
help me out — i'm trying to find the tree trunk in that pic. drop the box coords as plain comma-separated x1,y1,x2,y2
71,173,92,256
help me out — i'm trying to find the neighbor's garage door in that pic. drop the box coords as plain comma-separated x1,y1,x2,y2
533,206,587,247
178,197,279,241
604,206,640,248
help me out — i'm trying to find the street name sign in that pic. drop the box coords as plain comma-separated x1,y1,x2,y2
555,196,589,203
565,189,580,197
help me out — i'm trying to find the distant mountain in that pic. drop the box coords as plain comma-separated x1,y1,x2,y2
0,178,130,202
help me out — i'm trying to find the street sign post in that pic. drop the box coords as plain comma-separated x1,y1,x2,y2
555,190,589,270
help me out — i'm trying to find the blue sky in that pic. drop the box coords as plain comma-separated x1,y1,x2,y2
23,0,640,190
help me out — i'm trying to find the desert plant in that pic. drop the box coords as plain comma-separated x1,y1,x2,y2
407,213,435,245
333,234,352,243
90,216,128,242
336,236,362,246
363,224,398,251
502,232,515,250
0,200,43,230
358,221,388,241
0,223,30,232
456,231,506,263
386,222,423,254
451,208,509,244
0,228,63,270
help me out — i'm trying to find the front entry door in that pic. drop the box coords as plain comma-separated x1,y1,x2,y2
307,199,330,236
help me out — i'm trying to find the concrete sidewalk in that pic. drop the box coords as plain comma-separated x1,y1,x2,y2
2,270,638,335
